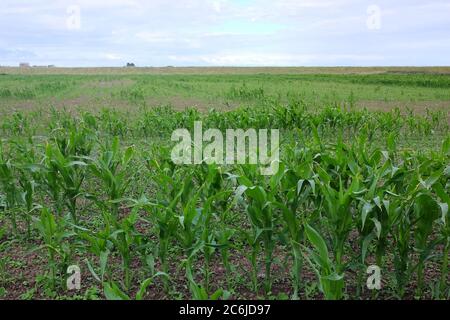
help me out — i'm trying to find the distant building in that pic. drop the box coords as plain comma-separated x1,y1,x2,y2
19,62,30,68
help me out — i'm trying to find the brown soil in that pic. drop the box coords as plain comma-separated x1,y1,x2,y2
358,100,450,114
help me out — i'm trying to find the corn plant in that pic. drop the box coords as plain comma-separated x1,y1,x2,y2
103,272,168,300
185,265,227,300
409,165,446,297
136,159,185,292
0,149,20,234
392,207,412,298
0,77,449,301
176,179,204,294
18,175,37,238
78,226,112,285
87,137,134,218
315,164,362,278
193,164,235,292
0,139,41,238
273,159,316,299
433,178,449,298
238,180,276,294
33,207,75,290
107,208,141,291
412,192,441,297
42,142,88,223
215,227,235,288
303,223,344,300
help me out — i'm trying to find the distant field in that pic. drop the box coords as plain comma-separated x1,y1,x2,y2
2,66,450,75
0,70,449,121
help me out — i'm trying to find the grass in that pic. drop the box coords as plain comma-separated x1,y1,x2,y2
0,67,449,300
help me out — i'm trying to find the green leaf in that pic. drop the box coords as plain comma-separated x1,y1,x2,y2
123,146,134,165
322,272,344,281
297,180,305,196
66,161,88,167
308,179,316,195
234,185,247,203
423,170,442,189
304,223,329,269
209,289,224,300
85,259,101,282
136,274,169,300
100,250,109,280
245,186,267,205
362,233,375,263
438,203,449,225
361,202,373,230
104,282,130,300
371,218,382,239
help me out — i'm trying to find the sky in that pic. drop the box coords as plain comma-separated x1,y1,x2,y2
0,0,449,67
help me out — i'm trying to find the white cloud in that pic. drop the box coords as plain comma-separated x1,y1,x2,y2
135,32,174,43
104,53,122,60
0,0,449,66
169,53,384,66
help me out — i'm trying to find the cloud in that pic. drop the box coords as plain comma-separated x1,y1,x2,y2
0,0,449,66
135,32,174,43
104,53,122,60
169,53,384,66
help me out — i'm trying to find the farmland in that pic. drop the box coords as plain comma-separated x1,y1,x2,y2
0,67,449,300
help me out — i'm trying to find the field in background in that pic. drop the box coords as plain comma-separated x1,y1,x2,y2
0,68,449,300
2,66,450,75
1,68,449,119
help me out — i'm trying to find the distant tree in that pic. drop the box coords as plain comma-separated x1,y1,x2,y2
126,62,136,67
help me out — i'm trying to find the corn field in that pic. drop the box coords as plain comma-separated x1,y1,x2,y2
0,73,449,300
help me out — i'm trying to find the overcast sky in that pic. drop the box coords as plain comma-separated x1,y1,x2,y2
1,0,449,67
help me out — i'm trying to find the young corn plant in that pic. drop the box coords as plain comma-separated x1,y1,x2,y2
171,171,229,298
185,264,227,300
215,227,235,289
240,224,260,293
432,169,449,298
239,181,276,294
33,207,75,291
79,204,143,293
103,272,168,300
77,226,112,285
107,208,141,291
42,142,88,223
18,174,37,239
392,205,412,298
137,158,185,292
198,190,235,294
0,149,20,235
176,180,205,297
409,165,445,298
8,136,41,238
193,164,235,292
412,192,441,298
303,223,344,300
273,160,316,299
315,164,362,280
87,137,134,219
